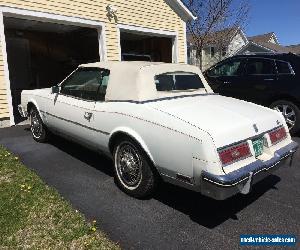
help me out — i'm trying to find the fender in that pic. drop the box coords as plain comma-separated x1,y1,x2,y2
27,98,46,123
109,126,156,166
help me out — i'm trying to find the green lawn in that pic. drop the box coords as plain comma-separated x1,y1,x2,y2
0,146,120,249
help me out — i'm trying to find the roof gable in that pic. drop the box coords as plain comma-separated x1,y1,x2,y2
248,32,279,45
236,41,291,54
165,0,197,21
187,27,248,47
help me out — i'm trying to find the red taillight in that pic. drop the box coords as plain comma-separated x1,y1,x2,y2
218,142,252,165
269,127,287,145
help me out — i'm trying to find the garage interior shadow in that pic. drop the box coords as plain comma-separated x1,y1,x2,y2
4,17,100,124
31,127,282,229
120,31,173,63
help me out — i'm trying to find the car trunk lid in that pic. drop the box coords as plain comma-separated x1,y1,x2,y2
147,94,283,148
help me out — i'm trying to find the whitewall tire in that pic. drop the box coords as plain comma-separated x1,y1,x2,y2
29,107,48,142
113,137,157,198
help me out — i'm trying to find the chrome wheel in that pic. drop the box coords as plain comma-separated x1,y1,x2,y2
115,142,142,188
273,104,296,130
30,110,43,139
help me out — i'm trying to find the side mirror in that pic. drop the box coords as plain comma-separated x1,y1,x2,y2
51,85,60,94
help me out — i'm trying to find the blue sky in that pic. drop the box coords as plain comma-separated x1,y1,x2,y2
245,0,300,45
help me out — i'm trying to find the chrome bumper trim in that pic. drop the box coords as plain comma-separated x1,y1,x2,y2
202,141,298,188
18,105,28,118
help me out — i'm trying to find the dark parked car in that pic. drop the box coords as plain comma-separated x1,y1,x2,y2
204,53,300,134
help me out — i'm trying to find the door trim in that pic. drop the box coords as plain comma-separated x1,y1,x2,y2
41,110,110,135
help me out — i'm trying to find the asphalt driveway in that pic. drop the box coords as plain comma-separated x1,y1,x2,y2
0,125,299,249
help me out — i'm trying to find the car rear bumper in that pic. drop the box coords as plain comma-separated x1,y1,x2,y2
201,141,298,200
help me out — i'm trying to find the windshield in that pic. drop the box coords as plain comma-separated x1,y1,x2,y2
155,72,205,92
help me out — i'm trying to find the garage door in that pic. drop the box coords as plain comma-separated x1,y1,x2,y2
4,17,100,123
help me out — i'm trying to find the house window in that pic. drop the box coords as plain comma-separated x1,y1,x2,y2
205,48,210,55
222,47,227,57
187,47,191,64
210,47,215,57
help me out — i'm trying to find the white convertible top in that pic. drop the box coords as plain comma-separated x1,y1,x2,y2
80,61,213,102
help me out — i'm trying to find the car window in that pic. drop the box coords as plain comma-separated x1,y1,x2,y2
122,54,152,61
60,68,110,101
246,58,276,75
276,60,294,74
96,70,110,101
208,59,244,77
155,72,204,91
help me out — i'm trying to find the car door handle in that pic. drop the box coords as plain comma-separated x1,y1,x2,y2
224,81,231,84
264,78,274,81
84,112,93,121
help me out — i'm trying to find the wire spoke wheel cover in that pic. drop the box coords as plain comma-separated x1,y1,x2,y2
115,142,143,189
30,110,43,139
273,104,296,130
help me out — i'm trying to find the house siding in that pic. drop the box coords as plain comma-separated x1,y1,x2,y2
269,36,276,44
202,33,246,70
189,31,247,71
0,0,187,121
0,40,8,119
227,32,246,56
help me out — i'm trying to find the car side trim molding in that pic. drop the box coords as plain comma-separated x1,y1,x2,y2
40,110,110,136
107,93,218,104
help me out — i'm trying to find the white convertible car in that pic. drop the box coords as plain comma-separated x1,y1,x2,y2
18,61,298,200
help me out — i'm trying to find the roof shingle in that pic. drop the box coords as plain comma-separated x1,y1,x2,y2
254,41,291,53
248,32,277,44
286,44,300,54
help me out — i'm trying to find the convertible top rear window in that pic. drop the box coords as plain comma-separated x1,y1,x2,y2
155,72,204,91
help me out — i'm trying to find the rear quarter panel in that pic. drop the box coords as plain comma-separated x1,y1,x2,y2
94,102,223,180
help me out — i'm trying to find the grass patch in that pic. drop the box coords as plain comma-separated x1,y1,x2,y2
0,146,120,249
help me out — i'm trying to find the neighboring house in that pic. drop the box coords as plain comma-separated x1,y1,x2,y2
286,44,300,55
187,27,248,70
237,32,296,54
0,0,196,127
188,29,300,71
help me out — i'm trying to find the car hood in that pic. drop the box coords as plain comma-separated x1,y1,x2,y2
147,94,284,148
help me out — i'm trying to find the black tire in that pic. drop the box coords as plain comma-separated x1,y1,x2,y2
113,136,157,198
29,107,48,142
270,100,300,135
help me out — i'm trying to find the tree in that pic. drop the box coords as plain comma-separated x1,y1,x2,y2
184,0,250,70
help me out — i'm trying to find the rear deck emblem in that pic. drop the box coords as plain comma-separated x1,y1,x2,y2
253,124,258,133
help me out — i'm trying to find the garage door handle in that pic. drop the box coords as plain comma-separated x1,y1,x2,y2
84,112,93,121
